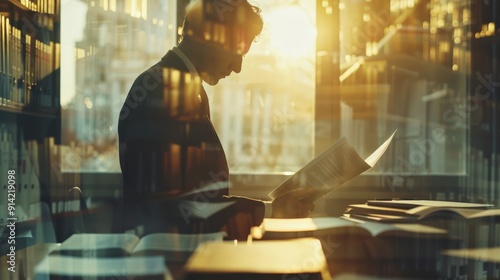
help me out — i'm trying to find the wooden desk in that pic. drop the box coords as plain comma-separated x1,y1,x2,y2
2,237,499,280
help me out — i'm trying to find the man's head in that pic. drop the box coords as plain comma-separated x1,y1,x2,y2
178,0,263,85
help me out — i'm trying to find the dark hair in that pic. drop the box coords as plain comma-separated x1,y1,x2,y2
180,0,263,53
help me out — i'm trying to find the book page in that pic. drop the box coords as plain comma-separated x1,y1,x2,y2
269,131,396,201
442,247,500,263
56,233,139,254
368,200,493,210
356,221,447,237
365,130,396,166
132,232,226,253
258,217,355,233
35,255,171,278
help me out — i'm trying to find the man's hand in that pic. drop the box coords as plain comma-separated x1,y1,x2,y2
271,189,315,218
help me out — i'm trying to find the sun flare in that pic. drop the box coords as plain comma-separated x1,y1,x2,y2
265,6,316,57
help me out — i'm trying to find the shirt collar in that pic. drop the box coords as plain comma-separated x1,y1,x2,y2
171,46,199,78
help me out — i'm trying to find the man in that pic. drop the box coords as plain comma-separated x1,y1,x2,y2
118,0,313,237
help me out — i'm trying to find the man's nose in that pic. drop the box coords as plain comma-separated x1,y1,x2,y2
230,56,242,74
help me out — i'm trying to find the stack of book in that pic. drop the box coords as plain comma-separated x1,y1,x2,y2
250,215,450,279
342,199,497,224
343,199,500,279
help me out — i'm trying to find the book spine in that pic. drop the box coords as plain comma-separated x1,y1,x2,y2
6,17,12,104
0,125,8,221
0,15,5,105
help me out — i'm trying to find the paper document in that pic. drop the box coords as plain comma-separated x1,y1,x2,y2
269,131,396,202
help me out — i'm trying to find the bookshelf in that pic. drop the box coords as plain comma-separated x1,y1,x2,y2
468,0,499,208
322,0,495,199
322,0,500,278
0,0,61,241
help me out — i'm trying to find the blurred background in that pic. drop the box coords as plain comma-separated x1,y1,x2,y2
1,0,498,233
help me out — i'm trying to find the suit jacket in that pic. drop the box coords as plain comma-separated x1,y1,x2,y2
118,50,264,235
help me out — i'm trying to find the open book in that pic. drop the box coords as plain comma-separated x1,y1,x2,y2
35,255,172,280
269,131,396,202
251,217,448,240
51,232,226,261
344,200,497,223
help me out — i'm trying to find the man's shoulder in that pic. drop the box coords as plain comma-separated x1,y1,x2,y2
132,62,164,86
130,50,189,87
160,50,190,72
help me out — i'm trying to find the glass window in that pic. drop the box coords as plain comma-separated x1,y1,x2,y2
61,0,178,172
60,0,317,176
60,0,469,191
207,0,316,174
338,0,468,176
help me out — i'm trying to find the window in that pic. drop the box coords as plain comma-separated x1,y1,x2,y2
60,0,317,176
60,0,469,197
61,0,178,172
337,0,468,176
208,0,316,174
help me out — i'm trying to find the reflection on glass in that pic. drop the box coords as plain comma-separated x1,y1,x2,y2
208,0,316,173
61,0,316,174
61,0,177,172
339,0,468,175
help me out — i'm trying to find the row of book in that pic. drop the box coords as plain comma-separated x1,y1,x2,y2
0,122,41,222
10,0,59,14
0,123,82,223
349,1,471,70
84,0,152,19
0,13,60,109
458,148,500,207
429,0,470,28
386,0,471,71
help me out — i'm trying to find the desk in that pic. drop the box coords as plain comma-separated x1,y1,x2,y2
2,233,500,279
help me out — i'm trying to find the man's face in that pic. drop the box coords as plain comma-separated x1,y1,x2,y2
198,43,249,86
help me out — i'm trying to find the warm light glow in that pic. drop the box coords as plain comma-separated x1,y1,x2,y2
84,97,93,109
266,6,316,57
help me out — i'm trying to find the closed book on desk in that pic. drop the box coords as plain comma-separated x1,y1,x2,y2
34,255,172,280
183,238,331,280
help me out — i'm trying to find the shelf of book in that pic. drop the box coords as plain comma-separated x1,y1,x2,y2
0,103,59,118
331,0,500,207
0,0,62,246
469,0,499,209
0,0,58,14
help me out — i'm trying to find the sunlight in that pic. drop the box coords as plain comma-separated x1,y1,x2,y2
265,5,316,57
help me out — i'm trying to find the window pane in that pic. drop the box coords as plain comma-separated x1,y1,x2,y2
338,0,468,175
61,0,316,175
61,0,177,172
207,0,316,174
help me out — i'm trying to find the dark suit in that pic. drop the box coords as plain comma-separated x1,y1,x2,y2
118,50,264,236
